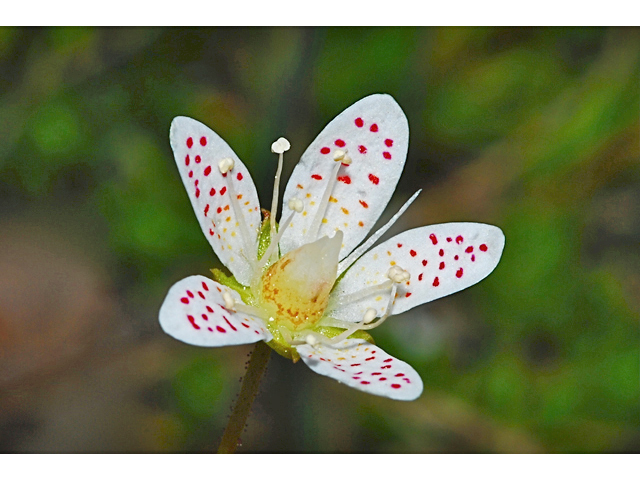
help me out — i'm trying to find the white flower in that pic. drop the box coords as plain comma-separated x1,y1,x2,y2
159,94,505,401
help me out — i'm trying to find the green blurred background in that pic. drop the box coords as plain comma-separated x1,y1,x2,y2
0,27,638,453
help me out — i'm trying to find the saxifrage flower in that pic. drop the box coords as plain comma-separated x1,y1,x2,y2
159,94,505,401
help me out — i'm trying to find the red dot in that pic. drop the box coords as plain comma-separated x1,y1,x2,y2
355,117,364,127
204,166,212,176
311,174,323,180
335,139,346,147
202,282,209,291
466,246,473,253
371,372,382,376
187,290,194,298
204,204,210,216
391,384,401,389
209,229,214,236
186,137,193,148
454,255,459,260
422,260,427,266
180,297,189,304
405,292,412,298
237,172,243,181
439,249,444,257
195,155,201,163
359,200,369,208
195,189,200,198
217,207,222,214
383,358,393,363
206,305,214,312
368,174,379,185
358,145,367,154
410,249,417,257
207,327,213,331
439,262,445,270
320,147,330,154
360,381,370,385
216,326,226,333
480,244,488,252
337,176,351,184
210,188,216,196
456,235,464,244
202,314,208,320
188,171,193,178
471,254,476,262
370,123,378,132
200,136,207,146
185,155,190,166
220,186,227,195
418,273,423,281
379,377,387,381
198,291,205,299
430,234,438,245
456,268,464,278
395,373,404,377
433,277,440,287
385,139,393,147
447,237,452,242
383,151,392,160
187,315,199,330
397,243,403,248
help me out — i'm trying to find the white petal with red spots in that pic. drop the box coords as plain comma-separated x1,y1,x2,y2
159,275,272,347
280,94,408,259
329,223,505,322
170,117,261,286
296,338,423,401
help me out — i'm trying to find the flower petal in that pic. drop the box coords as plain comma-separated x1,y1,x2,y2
296,338,423,401
329,223,505,322
159,275,272,347
280,94,408,259
170,117,261,286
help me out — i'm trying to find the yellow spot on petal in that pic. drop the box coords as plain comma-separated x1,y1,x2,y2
231,231,236,237
329,196,338,203
306,193,311,198
297,184,304,189
387,251,392,256
310,201,316,206
226,217,231,222
390,261,396,266
373,254,378,260
223,228,227,232
237,194,243,200
244,201,250,206
341,207,349,215
322,218,328,224
375,296,382,301
358,221,364,227
224,205,229,211
302,211,307,216
343,223,348,227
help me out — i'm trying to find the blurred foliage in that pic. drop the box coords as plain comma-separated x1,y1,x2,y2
0,27,638,453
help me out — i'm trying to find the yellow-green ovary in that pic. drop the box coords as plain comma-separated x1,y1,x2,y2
258,231,343,331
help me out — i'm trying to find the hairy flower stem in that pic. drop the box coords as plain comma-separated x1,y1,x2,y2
217,341,271,453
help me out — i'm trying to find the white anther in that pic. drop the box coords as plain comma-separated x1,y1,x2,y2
222,291,236,310
305,334,319,346
341,154,352,165
387,265,411,283
363,308,377,324
218,157,235,174
333,149,346,161
288,198,304,213
271,137,291,154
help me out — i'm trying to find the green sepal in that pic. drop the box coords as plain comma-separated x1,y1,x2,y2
257,211,273,261
312,325,376,345
210,268,253,304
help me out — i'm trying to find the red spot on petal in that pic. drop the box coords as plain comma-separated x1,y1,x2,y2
370,123,378,132
358,145,367,154
439,262,445,270
439,249,444,257
206,305,214,313
409,249,417,257
335,139,346,147
202,314,208,320
241,322,250,328
368,174,379,185
187,290,194,298
311,174,323,180
186,137,193,148
379,377,387,381
385,139,393,147
198,291,205,299
355,117,364,127
200,136,207,146
337,175,351,184
365,356,375,361
480,244,488,252
188,171,193,178
202,282,209,291
216,326,226,333
430,233,438,245
447,237,452,242
224,316,238,332
204,204,210,216
466,246,473,253
185,155,190,166
456,268,463,278
454,255,459,260
209,229,214,236
359,200,369,208
422,259,428,266
195,189,200,198
195,155,201,164
397,243,403,248
433,277,440,287
391,384,401,389
456,235,464,244
383,358,393,363
187,315,199,329
320,147,330,154
236,172,243,181
371,372,381,376
361,381,370,385
208,327,213,331
351,363,361,367
405,292,412,298
220,186,227,195
383,151,392,160
210,188,216,196
395,373,405,377
418,273,423,281
204,166,211,176
180,297,189,304
472,254,476,262
216,207,222,214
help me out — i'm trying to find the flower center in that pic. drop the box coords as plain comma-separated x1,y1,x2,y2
258,230,343,331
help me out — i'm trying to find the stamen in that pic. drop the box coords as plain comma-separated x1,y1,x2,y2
327,279,393,312
288,197,303,213
363,308,377,324
222,291,235,310
307,160,342,242
255,210,296,271
337,189,422,276
387,265,410,283
218,157,235,174
270,137,290,241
